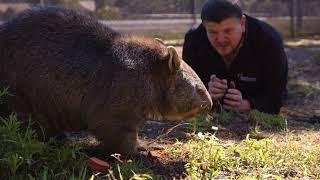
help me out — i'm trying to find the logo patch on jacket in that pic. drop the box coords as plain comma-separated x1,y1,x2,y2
238,73,257,82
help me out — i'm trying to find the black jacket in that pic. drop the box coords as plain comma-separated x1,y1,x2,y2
182,15,288,113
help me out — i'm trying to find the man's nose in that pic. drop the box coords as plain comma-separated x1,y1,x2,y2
216,33,226,43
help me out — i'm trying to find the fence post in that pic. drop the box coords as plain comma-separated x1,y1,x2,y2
40,0,45,7
296,0,303,36
289,0,296,38
192,0,197,28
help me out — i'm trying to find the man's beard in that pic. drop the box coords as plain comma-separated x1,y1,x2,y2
220,33,244,64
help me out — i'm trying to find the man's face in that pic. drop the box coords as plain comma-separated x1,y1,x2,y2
204,16,246,57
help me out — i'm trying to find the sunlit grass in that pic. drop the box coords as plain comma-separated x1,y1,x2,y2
166,133,320,179
166,109,320,179
0,113,89,179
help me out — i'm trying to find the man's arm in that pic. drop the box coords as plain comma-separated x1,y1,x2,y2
182,30,196,66
248,34,288,114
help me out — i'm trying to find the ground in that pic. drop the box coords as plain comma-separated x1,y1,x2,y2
135,41,320,178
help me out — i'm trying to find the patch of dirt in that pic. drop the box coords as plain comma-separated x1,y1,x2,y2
283,47,320,125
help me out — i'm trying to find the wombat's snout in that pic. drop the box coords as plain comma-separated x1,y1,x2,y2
197,87,213,114
197,99,213,115
200,101,213,113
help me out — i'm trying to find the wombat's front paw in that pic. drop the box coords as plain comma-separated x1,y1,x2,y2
116,139,138,155
102,130,138,155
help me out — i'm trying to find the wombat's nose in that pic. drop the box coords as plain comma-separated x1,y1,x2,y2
196,86,213,114
200,101,213,114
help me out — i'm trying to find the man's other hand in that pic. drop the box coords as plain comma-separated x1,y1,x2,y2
223,81,251,111
208,74,228,101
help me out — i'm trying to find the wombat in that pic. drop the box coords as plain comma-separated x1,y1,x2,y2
0,6,212,154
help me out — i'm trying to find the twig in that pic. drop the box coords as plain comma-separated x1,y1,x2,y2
147,122,190,145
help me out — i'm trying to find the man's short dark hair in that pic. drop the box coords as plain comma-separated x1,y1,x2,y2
201,0,243,23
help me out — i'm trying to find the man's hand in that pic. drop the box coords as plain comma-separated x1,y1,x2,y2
223,81,251,111
208,74,228,101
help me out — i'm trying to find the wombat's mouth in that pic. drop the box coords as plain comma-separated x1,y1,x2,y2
164,105,211,121
146,103,212,121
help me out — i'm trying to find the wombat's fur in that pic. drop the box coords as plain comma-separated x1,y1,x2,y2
0,6,212,154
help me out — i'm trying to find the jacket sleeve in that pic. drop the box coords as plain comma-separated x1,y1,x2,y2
182,30,196,67
247,34,288,114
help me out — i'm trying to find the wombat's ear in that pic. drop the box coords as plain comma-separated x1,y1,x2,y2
155,38,165,45
167,46,181,72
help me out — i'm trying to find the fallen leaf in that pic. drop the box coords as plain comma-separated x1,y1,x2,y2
148,150,167,158
87,157,110,171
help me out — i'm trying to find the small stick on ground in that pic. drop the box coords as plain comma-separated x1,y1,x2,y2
147,122,190,146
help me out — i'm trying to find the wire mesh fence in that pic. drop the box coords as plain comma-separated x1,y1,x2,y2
0,0,319,38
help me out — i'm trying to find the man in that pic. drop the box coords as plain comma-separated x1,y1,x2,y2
183,0,288,114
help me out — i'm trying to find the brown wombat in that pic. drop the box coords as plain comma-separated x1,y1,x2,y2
0,6,212,154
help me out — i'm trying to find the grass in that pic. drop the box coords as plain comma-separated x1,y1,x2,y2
189,104,236,133
165,109,318,179
190,107,287,132
0,113,89,180
107,159,153,180
166,132,320,179
248,110,287,130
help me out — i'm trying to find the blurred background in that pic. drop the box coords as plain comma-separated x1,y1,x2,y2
0,0,319,40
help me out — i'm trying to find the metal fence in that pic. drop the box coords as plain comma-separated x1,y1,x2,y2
0,0,319,38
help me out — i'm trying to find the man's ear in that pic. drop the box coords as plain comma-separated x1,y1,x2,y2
241,15,246,33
